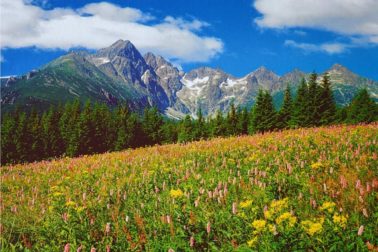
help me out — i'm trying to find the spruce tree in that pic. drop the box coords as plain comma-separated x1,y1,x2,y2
1,113,17,164
28,109,44,161
114,105,130,151
347,89,378,123
277,85,293,129
42,106,63,158
114,105,142,150
335,106,348,123
319,73,336,125
250,90,277,133
250,90,264,133
193,108,205,140
64,100,81,157
161,120,179,144
237,107,249,135
14,112,31,162
307,72,321,126
226,103,238,136
290,78,309,128
142,107,163,145
78,100,94,155
92,103,112,153
262,91,277,131
178,115,193,142
212,109,225,137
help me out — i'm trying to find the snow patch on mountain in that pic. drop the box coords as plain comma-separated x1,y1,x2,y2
181,76,209,88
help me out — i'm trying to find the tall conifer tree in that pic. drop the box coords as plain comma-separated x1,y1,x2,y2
290,78,309,128
227,103,238,136
277,85,293,129
307,72,321,126
347,89,378,123
319,73,336,125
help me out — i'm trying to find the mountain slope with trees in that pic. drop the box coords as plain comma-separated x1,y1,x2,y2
2,72,377,165
1,40,377,117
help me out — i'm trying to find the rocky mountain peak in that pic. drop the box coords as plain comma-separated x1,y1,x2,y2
2,39,377,119
185,67,227,80
95,39,142,62
110,39,134,50
251,66,279,79
329,63,349,72
144,52,172,70
327,63,359,85
247,66,279,90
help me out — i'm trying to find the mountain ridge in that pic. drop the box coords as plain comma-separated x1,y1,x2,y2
1,40,377,117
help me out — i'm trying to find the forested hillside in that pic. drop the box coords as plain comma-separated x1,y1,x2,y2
2,73,377,165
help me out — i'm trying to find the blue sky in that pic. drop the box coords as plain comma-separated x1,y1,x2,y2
1,0,378,79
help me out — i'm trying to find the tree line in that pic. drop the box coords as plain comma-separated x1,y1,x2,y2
1,72,377,165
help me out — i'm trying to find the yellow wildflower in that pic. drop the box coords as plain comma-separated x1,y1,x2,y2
270,198,289,212
333,214,347,228
289,216,297,227
252,219,266,232
275,212,297,227
268,224,278,235
301,220,322,236
264,210,273,220
239,199,253,208
170,189,184,198
65,201,76,207
76,206,85,213
311,162,322,169
247,236,258,248
52,192,63,197
319,201,336,213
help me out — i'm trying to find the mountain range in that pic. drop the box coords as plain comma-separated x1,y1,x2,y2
1,39,377,118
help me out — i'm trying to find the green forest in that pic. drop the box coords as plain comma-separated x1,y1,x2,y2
1,73,377,165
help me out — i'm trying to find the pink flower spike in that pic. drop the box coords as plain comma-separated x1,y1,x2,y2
232,202,237,215
207,221,211,234
358,225,364,236
190,236,195,247
105,222,111,235
64,243,70,252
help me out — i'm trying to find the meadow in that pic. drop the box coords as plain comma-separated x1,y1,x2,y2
1,124,377,251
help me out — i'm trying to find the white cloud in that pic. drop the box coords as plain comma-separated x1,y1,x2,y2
285,40,348,54
254,0,378,52
254,0,378,38
0,0,223,63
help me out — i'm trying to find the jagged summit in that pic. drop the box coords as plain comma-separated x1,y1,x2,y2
109,39,134,50
95,39,142,61
329,63,350,72
1,39,377,117
144,52,172,70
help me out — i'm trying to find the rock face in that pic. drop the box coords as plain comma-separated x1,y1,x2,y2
88,40,169,109
143,52,189,115
1,40,377,117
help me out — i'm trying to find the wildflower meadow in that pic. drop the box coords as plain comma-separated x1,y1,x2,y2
1,124,377,251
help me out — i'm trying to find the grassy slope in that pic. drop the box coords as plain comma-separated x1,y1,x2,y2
1,124,378,251
1,54,143,114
